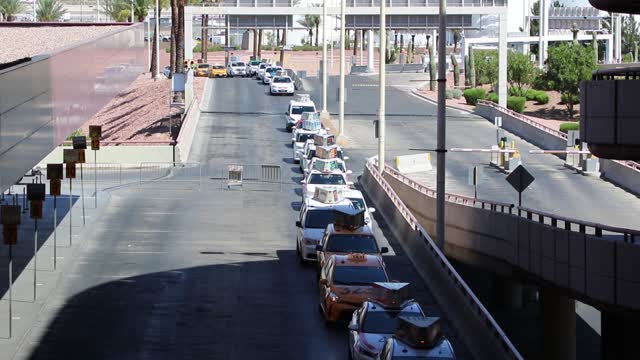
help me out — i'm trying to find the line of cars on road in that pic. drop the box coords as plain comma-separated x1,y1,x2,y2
285,95,456,360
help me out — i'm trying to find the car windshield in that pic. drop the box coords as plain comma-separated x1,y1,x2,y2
333,266,387,285
361,310,422,333
325,234,378,253
308,174,346,185
198,64,210,69
296,133,315,143
305,209,335,229
348,198,366,211
274,77,292,83
338,150,344,160
291,106,316,115
213,65,225,69
235,62,245,67
249,61,261,65
259,64,267,69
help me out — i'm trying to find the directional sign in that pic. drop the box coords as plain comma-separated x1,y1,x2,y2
506,165,535,193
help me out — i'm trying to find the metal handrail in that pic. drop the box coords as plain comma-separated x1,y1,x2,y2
477,100,568,140
365,158,522,360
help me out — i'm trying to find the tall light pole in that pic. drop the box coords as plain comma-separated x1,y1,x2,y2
97,0,100,22
154,0,160,80
131,0,134,23
322,0,328,115
147,13,151,71
378,0,386,173
435,0,447,249
338,0,345,135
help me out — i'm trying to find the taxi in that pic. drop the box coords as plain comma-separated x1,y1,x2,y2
301,169,352,198
296,187,357,262
348,283,426,360
208,64,227,78
300,144,349,172
377,316,456,360
315,209,388,272
292,115,325,163
194,63,211,77
319,253,390,323
285,94,317,132
304,157,349,178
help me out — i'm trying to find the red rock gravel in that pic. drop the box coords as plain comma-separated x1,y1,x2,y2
80,74,206,144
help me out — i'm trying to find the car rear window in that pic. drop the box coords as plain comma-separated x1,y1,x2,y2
308,173,346,186
332,266,388,285
325,234,378,253
273,77,292,83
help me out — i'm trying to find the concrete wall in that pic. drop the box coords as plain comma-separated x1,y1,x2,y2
361,164,521,360
475,101,567,156
38,146,175,167
600,159,640,196
0,24,144,193
384,168,640,311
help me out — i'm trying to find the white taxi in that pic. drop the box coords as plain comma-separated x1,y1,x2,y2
285,94,317,132
301,169,352,198
270,76,295,95
377,316,456,360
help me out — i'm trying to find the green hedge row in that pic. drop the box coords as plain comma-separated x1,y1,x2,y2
507,96,526,113
445,88,463,100
559,122,580,133
463,88,486,105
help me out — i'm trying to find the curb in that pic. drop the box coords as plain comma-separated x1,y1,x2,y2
410,90,475,115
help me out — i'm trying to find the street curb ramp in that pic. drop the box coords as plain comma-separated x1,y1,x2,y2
360,160,522,360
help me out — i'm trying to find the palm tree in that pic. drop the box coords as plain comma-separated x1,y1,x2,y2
36,0,66,21
133,0,149,22
298,15,320,46
0,0,25,21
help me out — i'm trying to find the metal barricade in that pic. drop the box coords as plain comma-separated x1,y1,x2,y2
222,164,281,191
139,162,202,190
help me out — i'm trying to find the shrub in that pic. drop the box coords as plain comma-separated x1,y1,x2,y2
291,44,322,51
487,92,499,103
445,89,454,99
451,88,463,99
522,89,550,104
507,96,526,113
559,122,580,133
560,93,580,105
463,88,486,105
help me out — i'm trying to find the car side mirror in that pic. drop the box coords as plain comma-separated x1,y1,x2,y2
347,323,358,331
304,169,309,173
368,207,376,213
347,181,354,186
285,111,289,115
295,221,302,228
346,170,353,174
319,278,328,286
291,138,296,142
315,245,323,252
343,156,350,160
300,180,306,184
381,247,389,254
302,155,308,159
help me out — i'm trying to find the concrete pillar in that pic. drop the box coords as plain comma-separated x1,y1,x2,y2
541,288,576,360
253,29,258,59
542,0,549,64
185,14,194,60
606,37,613,64
367,30,374,72
601,310,640,359
498,13,508,108
432,29,437,59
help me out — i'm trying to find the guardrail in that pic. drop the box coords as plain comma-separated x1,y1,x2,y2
477,100,568,140
383,161,639,244
364,158,522,360
286,68,304,91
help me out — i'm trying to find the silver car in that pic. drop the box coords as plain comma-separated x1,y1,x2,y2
227,62,247,77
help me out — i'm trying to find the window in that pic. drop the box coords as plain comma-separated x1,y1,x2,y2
291,106,316,115
213,65,225,69
305,209,334,229
273,77,292,83
235,62,245,67
332,266,388,285
361,310,422,333
308,174,346,186
348,198,366,211
197,64,210,69
325,234,378,253
296,133,315,143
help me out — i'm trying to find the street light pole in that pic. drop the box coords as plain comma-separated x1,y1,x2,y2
378,0,386,173
131,0,134,23
322,0,328,114
339,0,345,135
435,0,447,249
154,0,160,80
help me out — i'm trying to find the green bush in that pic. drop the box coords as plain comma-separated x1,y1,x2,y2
183,44,238,53
463,88,486,105
524,89,550,104
559,122,580,133
291,45,322,51
561,93,580,105
486,92,499,103
451,88,463,99
507,96,526,113
65,129,84,141
445,89,454,99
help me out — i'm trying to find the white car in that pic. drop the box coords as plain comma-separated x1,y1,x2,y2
348,294,425,360
163,65,171,78
295,189,357,262
246,60,261,76
257,63,269,79
301,170,352,198
292,132,318,163
262,66,283,84
227,61,247,77
285,95,316,132
376,316,456,360
270,76,295,95
304,158,350,180
291,112,322,144
343,189,376,225
300,143,348,171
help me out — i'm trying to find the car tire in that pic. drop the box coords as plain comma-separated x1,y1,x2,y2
229,75,233,78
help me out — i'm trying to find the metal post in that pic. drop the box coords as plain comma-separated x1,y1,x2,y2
94,150,97,209
339,0,345,135
33,219,37,302
97,0,100,22
322,0,328,113
154,0,160,80
378,0,386,173
147,15,151,70
53,195,57,270
131,0,134,23
69,178,72,247
80,164,85,226
359,29,364,65
8,244,12,338
435,0,447,249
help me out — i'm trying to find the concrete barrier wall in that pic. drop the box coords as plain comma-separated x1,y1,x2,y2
475,102,567,156
39,145,175,166
599,159,640,196
361,165,522,360
384,168,640,311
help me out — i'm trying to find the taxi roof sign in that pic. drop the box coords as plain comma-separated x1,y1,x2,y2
314,134,336,147
372,282,410,308
313,187,344,204
395,316,442,349
312,159,341,173
302,118,322,131
316,145,338,160
301,111,320,121
347,253,368,262
333,208,365,230
295,93,311,103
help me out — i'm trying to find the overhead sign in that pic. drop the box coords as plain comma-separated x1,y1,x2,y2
506,165,535,194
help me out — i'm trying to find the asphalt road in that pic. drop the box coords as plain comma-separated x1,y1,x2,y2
9,77,471,360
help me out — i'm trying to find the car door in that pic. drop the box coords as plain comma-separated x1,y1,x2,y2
297,204,306,248
319,258,333,306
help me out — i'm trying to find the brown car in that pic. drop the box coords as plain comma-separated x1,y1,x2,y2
319,254,390,323
316,223,389,274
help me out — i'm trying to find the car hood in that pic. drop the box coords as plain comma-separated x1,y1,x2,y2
356,333,391,355
332,285,376,306
302,228,324,242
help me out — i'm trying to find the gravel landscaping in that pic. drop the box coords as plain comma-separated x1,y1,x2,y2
0,26,120,64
